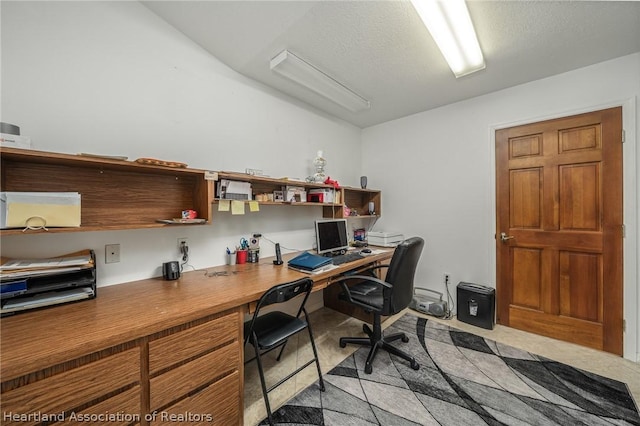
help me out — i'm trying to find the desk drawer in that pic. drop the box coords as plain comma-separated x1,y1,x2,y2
149,340,239,410
151,371,240,425
148,311,239,374
60,385,141,425
1,348,140,426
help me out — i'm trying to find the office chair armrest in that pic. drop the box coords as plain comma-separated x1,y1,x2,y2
362,265,389,273
368,264,390,272
333,274,392,289
333,274,391,309
342,263,389,279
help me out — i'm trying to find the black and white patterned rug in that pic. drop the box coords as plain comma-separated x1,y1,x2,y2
260,313,640,425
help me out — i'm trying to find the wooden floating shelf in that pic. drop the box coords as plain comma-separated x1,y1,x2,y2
0,147,213,236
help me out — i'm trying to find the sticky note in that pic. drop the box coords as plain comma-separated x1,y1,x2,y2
231,200,245,215
218,200,230,212
249,201,260,212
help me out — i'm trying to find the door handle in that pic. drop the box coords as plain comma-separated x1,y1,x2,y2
500,232,514,242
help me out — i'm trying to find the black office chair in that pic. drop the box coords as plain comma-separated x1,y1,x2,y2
244,278,325,425
335,236,425,374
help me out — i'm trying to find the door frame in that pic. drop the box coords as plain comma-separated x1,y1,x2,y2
488,98,638,361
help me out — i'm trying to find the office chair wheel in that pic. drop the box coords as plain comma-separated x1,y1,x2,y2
365,363,373,374
411,360,419,370
339,339,347,348
401,335,409,343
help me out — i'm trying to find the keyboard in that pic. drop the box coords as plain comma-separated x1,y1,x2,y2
332,252,365,265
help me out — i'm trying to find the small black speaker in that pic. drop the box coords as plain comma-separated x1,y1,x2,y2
162,261,180,280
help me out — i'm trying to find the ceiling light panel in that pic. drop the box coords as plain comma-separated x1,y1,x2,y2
270,50,370,113
411,0,485,77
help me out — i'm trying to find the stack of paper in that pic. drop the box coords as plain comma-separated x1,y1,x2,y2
0,250,94,280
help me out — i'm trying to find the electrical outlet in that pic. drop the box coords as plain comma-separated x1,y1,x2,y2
105,244,120,264
178,238,189,261
178,238,188,250
444,273,450,286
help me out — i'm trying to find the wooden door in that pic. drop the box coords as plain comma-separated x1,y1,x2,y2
495,107,623,355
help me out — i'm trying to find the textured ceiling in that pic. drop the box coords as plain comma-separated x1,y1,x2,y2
143,1,640,128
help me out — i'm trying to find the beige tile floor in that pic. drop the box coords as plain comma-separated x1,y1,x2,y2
244,308,640,426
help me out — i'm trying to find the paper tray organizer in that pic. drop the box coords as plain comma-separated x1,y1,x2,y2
0,191,81,230
0,250,96,316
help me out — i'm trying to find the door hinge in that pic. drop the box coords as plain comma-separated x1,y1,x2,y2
622,224,626,238
623,319,626,332
622,129,625,143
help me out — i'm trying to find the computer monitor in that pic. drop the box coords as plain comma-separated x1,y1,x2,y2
315,219,349,255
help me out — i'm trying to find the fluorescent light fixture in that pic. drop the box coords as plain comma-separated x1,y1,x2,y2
410,0,485,77
270,50,370,113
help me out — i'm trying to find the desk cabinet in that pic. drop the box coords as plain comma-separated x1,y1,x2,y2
147,311,242,417
152,372,240,425
1,251,392,426
1,344,141,426
0,308,243,426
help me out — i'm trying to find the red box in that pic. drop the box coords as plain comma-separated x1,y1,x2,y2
307,193,324,203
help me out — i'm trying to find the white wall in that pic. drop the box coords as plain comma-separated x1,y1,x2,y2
0,0,362,304
2,2,638,360
362,53,640,361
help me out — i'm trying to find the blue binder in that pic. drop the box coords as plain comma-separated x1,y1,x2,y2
287,251,332,271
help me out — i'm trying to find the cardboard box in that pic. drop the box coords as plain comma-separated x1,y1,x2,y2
368,231,404,247
1,192,81,229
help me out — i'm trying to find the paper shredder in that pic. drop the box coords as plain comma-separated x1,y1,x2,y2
457,282,495,330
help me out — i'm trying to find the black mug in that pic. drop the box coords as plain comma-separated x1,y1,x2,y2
162,261,180,280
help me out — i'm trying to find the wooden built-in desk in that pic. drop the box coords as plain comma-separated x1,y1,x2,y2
0,249,393,425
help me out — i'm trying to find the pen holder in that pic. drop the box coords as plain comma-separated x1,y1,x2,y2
226,252,237,265
236,249,248,264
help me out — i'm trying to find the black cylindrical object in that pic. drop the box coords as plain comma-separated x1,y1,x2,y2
1,122,20,135
457,282,495,330
162,261,180,280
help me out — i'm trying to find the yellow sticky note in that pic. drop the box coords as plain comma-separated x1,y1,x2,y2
249,201,260,212
231,200,245,215
218,200,230,212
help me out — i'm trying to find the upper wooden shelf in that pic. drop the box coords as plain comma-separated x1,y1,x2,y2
214,171,381,219
0,148,213,235
216,171,332,189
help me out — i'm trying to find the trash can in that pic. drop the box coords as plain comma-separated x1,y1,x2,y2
457,282,495,330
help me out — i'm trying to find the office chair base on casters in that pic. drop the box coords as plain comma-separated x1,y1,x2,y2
336,236,425,375
339,320,419,374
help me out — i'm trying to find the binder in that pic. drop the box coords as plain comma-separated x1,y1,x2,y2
287,251,332,271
